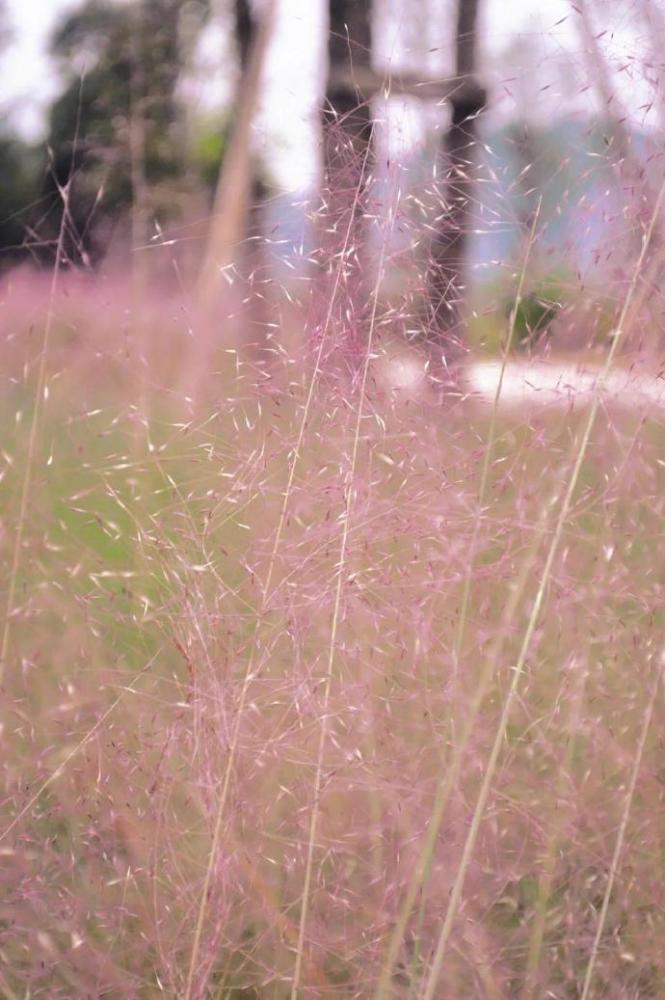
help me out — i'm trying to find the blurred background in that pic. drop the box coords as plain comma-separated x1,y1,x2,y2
1,0,664,366
4,6,665,998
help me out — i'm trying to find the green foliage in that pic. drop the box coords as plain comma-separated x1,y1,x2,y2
0,133,41,264
191,120,230,191
508,282,563,351
466,308,505,354
467,274,569,354
42,0,210,263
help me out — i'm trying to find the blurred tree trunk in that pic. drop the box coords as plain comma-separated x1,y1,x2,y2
232,0,273,376
129,3,150,271
575,1,661,246
575,0,664,352
182,0,275,402
428,0,486,379
197,0,274,313
325,0,373,171
323,0,374,375
234,0,254,67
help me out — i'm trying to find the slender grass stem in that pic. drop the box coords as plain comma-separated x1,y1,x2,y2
0,179,70,686
376,202,543,999
520,662,588,999
0,977,20,1000
375,485,558,999
0,658,156,845
452,199,542,674
183,141,374,1000
579,660,662,1000
419,174,665,1000
291,188,392,1000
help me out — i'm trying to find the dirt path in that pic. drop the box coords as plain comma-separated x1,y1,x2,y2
465,358,665,411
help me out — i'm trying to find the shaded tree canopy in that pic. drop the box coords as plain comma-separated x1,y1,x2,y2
0,0,40,264
0,134,42,267
429,0,486,365
43,0,210,264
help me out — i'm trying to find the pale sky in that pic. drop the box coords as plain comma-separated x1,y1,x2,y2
2,0,656,190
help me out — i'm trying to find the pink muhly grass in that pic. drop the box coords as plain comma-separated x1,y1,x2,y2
1,78,665,1000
